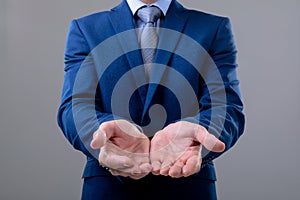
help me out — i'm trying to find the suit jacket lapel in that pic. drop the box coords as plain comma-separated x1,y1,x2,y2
109,0,147,104
143,0,189,117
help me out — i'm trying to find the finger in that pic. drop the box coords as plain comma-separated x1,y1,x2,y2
195,128,225,152
151,160,161,175
110,169,148,180
174,148,196,164
168,148,198,178
130,165,150,180
90,129,108,149
169,160,185,178
160,161,172,176
99,122,116,139
182,156,201,177
139,163,152,174
91,120,124,149
99,154,134,170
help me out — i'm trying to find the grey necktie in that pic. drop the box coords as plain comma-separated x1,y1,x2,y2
137,6,162,80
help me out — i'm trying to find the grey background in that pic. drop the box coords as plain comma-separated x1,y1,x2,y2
0,0,299,199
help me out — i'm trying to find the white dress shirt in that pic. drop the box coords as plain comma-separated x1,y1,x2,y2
126,0,172,16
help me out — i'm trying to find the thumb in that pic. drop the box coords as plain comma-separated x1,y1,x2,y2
195,129,225,153
90,129,108,149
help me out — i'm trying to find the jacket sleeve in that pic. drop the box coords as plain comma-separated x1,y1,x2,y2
57,20,116,158
182,17,245,164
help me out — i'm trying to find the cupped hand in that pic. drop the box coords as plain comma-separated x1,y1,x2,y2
150,121,225,178
90,120,152,179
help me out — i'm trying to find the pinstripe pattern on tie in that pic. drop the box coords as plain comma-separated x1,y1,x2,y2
137,6,162,80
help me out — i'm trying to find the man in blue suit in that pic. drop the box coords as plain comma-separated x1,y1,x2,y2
57,0,245,199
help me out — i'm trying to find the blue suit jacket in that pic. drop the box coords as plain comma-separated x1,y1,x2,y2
57,0,245,181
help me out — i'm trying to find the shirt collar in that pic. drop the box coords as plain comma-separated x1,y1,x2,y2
126,0,172,16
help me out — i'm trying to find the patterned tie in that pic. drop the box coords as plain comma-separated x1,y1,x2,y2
137,6,162,80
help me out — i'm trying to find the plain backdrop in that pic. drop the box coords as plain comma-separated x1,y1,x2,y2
0,0,299,199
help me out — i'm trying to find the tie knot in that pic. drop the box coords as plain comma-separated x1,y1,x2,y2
137,6,162,24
